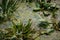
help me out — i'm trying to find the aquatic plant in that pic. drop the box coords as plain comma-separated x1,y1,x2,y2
0,0,20,23
0,19,37,40
33,0,59,30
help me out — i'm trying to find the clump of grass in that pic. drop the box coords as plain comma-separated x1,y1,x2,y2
33,0,59,30
0,19,37,40
0,0,21,23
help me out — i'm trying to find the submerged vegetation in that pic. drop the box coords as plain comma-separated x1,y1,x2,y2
0,0,60,40
0,0,21,23
33,0,59,30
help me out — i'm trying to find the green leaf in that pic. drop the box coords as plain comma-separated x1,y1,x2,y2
24,20,32,34
41,0,45,2
43,3,51,10
49,6,59,12
33,8,40,12
43,11,50,16
36,3,40,8
0,0,21,23
38,21,49,29
58,21,60,28
44,29,54,35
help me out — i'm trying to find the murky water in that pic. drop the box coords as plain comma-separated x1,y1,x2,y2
0,0,60,40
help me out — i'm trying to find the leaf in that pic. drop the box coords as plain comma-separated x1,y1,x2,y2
57,21,60,31
43,11,50,16
33,8,40,12
23,20,32,34
38,21,49,29
43,3,51,10
36,3,40,8
0,0,21,23
11,37,17,40
49,6,59,12
41,0,45,2
17,23,23,33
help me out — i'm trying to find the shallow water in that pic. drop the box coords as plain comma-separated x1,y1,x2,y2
0,0,60,40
